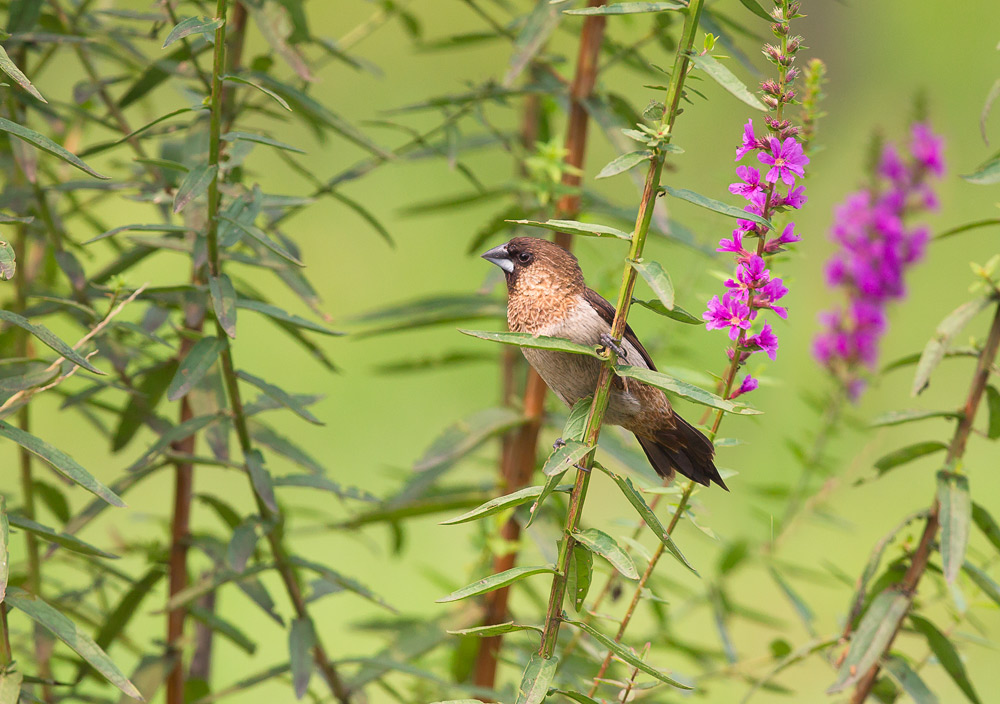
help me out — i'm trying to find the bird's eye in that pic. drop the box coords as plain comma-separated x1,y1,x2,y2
517,251,533,264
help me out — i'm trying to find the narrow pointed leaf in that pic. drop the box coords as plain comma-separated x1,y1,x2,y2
289,618,315,699
7,514,117,559
167,336,223,401
767,566,814,633
162,16,223,48
962,562,1000,607
972,502,1000,554
414,407,524,472
436,565,556,603
564,618,692,689
507,218,631,240
0,117,106,178
222,214,304,265
633,298,701,323
504,0,560,86
448,622,542,637
738,0,773,20
222,74,292,111
912,297,992,395
237,298,340,335
551,691,601,704
222,131,305,154
573,528,638,580
0,45,45,102
689,53,767,110
0,671,22,704
0,421,124,506
172,164,217,213
564,2,686,14
630,259,674,310
272,474,377,503
236,370,322,425
209,274,237,338
910,614,982,704
460,329,603,358
85,223,190,245
526,469,568,529
596,150,652,179
7,588,141,699
615,365,760,415
874,441,948,475
985,385,1000,439
542,440,594,476
227,521,259,572
662,185,772,230
827,588,909,693
870,409,961,427
0,309,103,374
883,655,938,704
246,449,277,513
441,484,569,525
188,605,256,654
290,556,395,612
961,154,1000,185
938,471,971,584
570,543,593,610
515,653,557,704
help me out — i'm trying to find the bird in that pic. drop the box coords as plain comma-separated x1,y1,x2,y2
481,236,726,490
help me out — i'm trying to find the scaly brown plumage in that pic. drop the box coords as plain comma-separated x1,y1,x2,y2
482,236,726,490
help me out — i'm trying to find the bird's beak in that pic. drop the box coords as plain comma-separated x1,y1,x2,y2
481,244,514,273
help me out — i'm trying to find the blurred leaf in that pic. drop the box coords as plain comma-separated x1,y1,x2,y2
0,496,7,602
0,670,22,704
961,153,1000,185
938,470,971,584
85,223,190,245
0,309,103,374
910,614,982,704
985,385,1000,439
0,367,57,394
272,474,377,503
188,604,256,654
237,298,340,335
768,566,814,634
289,618,315,699
7,588,141,699
353,294,502,336
127,414,222,472
505,0,560,86
564,2,686,14
227,520,259,572
246,449,277,513
873,441,948,475
414,407,524,472
633,298,701,324
630,259,674,310
550,692,600,704
507,218,631,240
0,239,14,280
223,130,305,154
542,440,594,476
460,330,604,358
7,514,116,559
440,484,569,525
828,588,909,694
662,185,771,230
448,622,542,636
91,568,164,656
515,653,557,704
222,74,291,111
290,556,396,612
597,150,653,179
962,561,1000,607
912,296,992,395
595,462,697,575
934,219,1000,242
173,164,217,214
436,566,556,603
113,359,177,451
167,336,223,402
251,422,325,474
569,543,593,610
573,528,638,580
210,274,238,339
526,469,568,529
0,117,108,178
883,655,938,704
237,370,321,425
689,53,767,110
162,16,222,48
564,618,692,689
328,189,394,247
615,365,759,415
228,217,303,268
972,502,1000,554
737,0,773,20
870,409,960,427
0,421,124,506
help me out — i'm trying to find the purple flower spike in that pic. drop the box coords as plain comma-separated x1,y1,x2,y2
758,137,809,186
729,166,763,198
704,294,752,340
912,123,945,177
717,231,749,257
745,322,779,360
730,374,758,399
735,119,760,160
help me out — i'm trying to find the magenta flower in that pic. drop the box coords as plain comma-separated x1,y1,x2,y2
763,222,801,253
704,294,752,340
745,322,779,360
729,166,763,198
911,123,945,176
778,185,807,210
758,136,809,186
717,231,749,257
729,374,759,399
735,119,760,160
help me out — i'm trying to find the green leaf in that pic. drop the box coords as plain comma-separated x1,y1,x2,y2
188,604,256,654
563,618,692,689
504,0,561,86
0,309,103,374
7,588,141,699
0,239,14,280
551,691,601,704
220,214,304,266
440,484,569,525
90,568,164,656
272,474,377,503
237,298,340,336
562,397,593,442
290,556,395,612
0,367,57,394
573,528,638,580
167,336,223,401
972,502,1000,554
246,449,277,513
0,421,124,506
767,566,814,634
436,565,556,603
661,185,772,230
630,259,674,310
237,370,322,425
6,514,117,559
883,655,938,704
0,44,45,102
827,588,910,694
222,74,292,111
564,2,686,14
81,107,206,159
869,409,961,427
738,0,773,21
0,496,8,603
962,562,1000,607
414,407,524,472
84,223,190,245
633,298,701,324
569,543,593,610
289,618,315,699
210,274,238,339
460,329,604,358
542,440,594,476
615,365,760,415
961,154,1000,185
507,218,631,240
448,621,542,637
874,441,948,475
594,463,697,576
596,150,652,179
227,520,259,572
162,16,223,48
910,614,982,704
173,164,217,214
515,653,557,704
689,53,767,110
0,670,22,704
985,385,1000,439
938,471,971,584
222,131,305,154
912,297,992,395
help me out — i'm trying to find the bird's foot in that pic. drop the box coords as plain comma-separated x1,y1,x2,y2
599,333,627,360
552,437,566,451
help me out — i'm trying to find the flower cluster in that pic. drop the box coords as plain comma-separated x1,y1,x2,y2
814,123,945,398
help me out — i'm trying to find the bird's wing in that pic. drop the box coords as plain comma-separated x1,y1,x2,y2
584,287,658,372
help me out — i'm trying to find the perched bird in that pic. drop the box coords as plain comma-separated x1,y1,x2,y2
482,236,726,490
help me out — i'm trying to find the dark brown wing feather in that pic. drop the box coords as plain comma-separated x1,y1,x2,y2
584,288,657,371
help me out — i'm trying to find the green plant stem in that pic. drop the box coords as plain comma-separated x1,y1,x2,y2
850,300,1000,703
536,0,706,661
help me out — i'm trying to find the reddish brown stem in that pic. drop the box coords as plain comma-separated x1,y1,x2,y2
850,301,1000,703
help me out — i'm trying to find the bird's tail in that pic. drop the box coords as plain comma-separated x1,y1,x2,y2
635,416,728,491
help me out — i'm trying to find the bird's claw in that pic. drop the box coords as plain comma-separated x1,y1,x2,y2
599,333,627,360
552,437,566,451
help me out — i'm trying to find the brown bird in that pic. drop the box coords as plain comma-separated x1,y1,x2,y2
482,236,726,490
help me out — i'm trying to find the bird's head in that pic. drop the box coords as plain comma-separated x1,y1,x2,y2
481,237,584,297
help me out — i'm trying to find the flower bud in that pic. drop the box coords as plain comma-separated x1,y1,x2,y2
762,95,779,109
761,80,781,96
785,66,800,82
772,22,788,37
763,44,783,63
787,37,802,53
